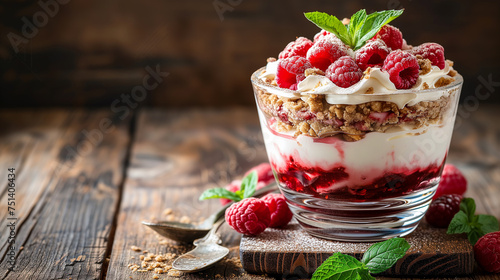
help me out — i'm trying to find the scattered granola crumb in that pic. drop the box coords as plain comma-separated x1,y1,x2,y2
418,58,432,75
166,214,176,221
365,87,374,94
267,57,277,63
448,69,458,77
422,82,430,90
129,251,177,277
167,269,182,277
363,67,372,78
304,68,325,77
179,216,191,224
435,76,455,88
446,59,454,67
131,246,142,252
162,208,173,216
152,275,159,279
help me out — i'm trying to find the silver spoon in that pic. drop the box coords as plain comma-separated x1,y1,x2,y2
142,182,277,243
171,219,229,273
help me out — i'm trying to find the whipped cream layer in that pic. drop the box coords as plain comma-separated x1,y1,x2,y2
258,109,454,194
258,60,459,108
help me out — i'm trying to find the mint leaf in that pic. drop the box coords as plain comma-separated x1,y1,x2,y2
304,12,350,45
312,253,365,280
447,197,500,245
361,238,410,274
468,228,483,245
348,9,367,42
241,171,258,198
199,188,242,201
358,268,376,280
477,214,500,234
305,9,403,50
355,9,404,50
447,211,471,234
460,197,476,220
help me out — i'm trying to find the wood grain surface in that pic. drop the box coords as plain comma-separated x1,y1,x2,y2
2,0,500,107
0,110,131,280
105,109,273,279
0,106,498,279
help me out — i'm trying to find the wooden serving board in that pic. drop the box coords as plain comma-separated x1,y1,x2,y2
240,220,474,277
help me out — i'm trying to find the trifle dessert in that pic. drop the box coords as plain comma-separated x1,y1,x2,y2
251,10,463,241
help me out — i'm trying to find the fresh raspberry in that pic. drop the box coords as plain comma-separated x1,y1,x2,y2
276,56,311,90
382,50,419,89
411,43,446,69
306,38,348,71
261,193,293,228
313,30,331,42
425,194,462,228
474,231,500,273
225,198,271,235
220,180,241,205
372,24,403,50
355,39,391,71
434,164,467,199
325,56,363,88
244,163,274,186
278,37,313,60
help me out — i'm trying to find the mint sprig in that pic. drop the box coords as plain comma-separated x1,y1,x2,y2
447,197,499,245
199,171,258,202
304,9,404,50
312,238,410,280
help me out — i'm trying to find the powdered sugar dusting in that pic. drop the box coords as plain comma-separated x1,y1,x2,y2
240,220,472,254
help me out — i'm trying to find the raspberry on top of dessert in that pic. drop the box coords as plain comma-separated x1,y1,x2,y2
259,9,457,93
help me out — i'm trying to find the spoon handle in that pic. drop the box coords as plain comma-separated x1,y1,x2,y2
205,182,278,225
193,218,225,245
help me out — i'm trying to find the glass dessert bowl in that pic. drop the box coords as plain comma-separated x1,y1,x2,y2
253,69,462,241
251,9,463,242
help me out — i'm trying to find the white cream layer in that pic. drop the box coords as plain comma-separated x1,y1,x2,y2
258,110,454,194
258,60,456,109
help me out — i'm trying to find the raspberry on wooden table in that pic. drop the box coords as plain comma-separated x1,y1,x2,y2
306,37,348,71
225,198,271,235
425,194,462,227
276,56,311,90
261,193,293,228
278,37,313,60
433,164,467,199
325,56,363,88
382,50,419,89
355,39,391,71
474,231,500,273
411,42,446,69
372,24,403,50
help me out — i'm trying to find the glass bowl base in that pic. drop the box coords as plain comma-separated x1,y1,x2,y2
280,184,438,242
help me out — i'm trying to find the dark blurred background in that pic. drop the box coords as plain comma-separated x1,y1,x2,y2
1,0,500,108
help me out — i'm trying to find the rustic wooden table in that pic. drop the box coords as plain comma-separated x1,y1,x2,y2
0,106,499,280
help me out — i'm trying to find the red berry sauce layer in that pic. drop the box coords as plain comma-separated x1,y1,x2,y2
272,156,445,202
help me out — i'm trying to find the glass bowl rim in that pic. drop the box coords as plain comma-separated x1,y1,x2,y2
251,67,463,97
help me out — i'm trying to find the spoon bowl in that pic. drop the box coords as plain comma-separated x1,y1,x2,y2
141,221,210,243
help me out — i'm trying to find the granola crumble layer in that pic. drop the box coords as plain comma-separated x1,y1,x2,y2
254,81,460,141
